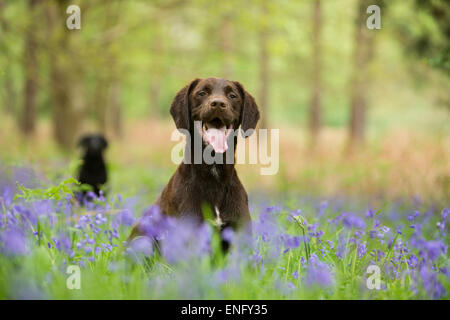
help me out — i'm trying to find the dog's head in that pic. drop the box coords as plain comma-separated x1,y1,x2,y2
78,134,108,157
170,77,260,153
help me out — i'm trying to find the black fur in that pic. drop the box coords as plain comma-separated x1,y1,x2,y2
77,134,108,199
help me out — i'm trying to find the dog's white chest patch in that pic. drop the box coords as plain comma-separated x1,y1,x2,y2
214,206,223,227
210,166,220,181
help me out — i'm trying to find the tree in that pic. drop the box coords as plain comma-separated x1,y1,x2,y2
22,0,41,136
149,14,163,118
45,0,83,149
220,11,233,79
258,1,270,129
0,0,17,117
348,0,378,147
410,0,449,74
309,0,322,146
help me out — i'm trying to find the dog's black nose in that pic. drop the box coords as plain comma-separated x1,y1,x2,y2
210,99,226,108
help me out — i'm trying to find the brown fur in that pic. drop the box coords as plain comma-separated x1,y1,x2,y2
128,78,260,249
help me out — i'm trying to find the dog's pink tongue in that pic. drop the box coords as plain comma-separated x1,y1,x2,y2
205,127,228,153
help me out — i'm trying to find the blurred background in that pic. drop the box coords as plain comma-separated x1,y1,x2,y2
0,0,449,205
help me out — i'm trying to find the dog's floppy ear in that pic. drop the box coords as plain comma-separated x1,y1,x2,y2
78,136,90,149
99,135,108,150
170,78,200,132
234,81,260,138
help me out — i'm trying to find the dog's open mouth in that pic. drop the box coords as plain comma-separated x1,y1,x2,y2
195,118,233,153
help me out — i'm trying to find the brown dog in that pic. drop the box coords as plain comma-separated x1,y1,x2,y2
128,78,260,249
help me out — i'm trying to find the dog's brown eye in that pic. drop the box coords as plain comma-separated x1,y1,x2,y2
198,91,207,96
229,93,237,99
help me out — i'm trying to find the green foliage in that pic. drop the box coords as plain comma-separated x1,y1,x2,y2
0,0,448,131
14,177,79,201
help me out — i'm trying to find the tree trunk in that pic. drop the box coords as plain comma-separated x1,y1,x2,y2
94,80,108,133
221,13,233,79
149,16,162,118
258,13,269,129
309,0,322,146
3,65,16,116
22,0,40,136
46,0,82,149
0,0,17,117
348,0,376,147
110,80,122,137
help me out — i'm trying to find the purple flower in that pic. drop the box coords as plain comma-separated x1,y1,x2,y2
113,209,135,227
365,209,375,219
373,219,381,228
303,254,333,287
101,243,113,252
442,208,449,220
281,234,300,251
336,235,347,259
407,254,418,268
94,213,107,225
128,236,153,256
436,221,445,233
317,201,328,217
221,227,234,243
418,266,446,299
52,234,72,255
78,259,86,268
0,228,28,255
254,211,279,242
300,256,306,267
407,211,420,222
342,213,366,230
250,250,263,267
292,270,299,279
160,220,212,263
424,240,446,261
358,242,367,258
327,240,334,250
137,205,169,240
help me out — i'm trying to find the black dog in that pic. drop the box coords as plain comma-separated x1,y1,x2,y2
128,78,260,250
77,134,108,201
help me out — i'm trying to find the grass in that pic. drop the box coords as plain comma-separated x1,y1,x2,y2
0,116,448,300
0,162,448,299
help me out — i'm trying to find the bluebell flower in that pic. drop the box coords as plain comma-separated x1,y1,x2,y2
0,228,28,255
342,213,366,229
407,211,420,223
424,240,446,261
128,236,153,256
221,227,234,243
281,234,300,251
418,265,446,299
303,254,333,287
300,256,306,267
365,209,375,219
357,242,367,258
